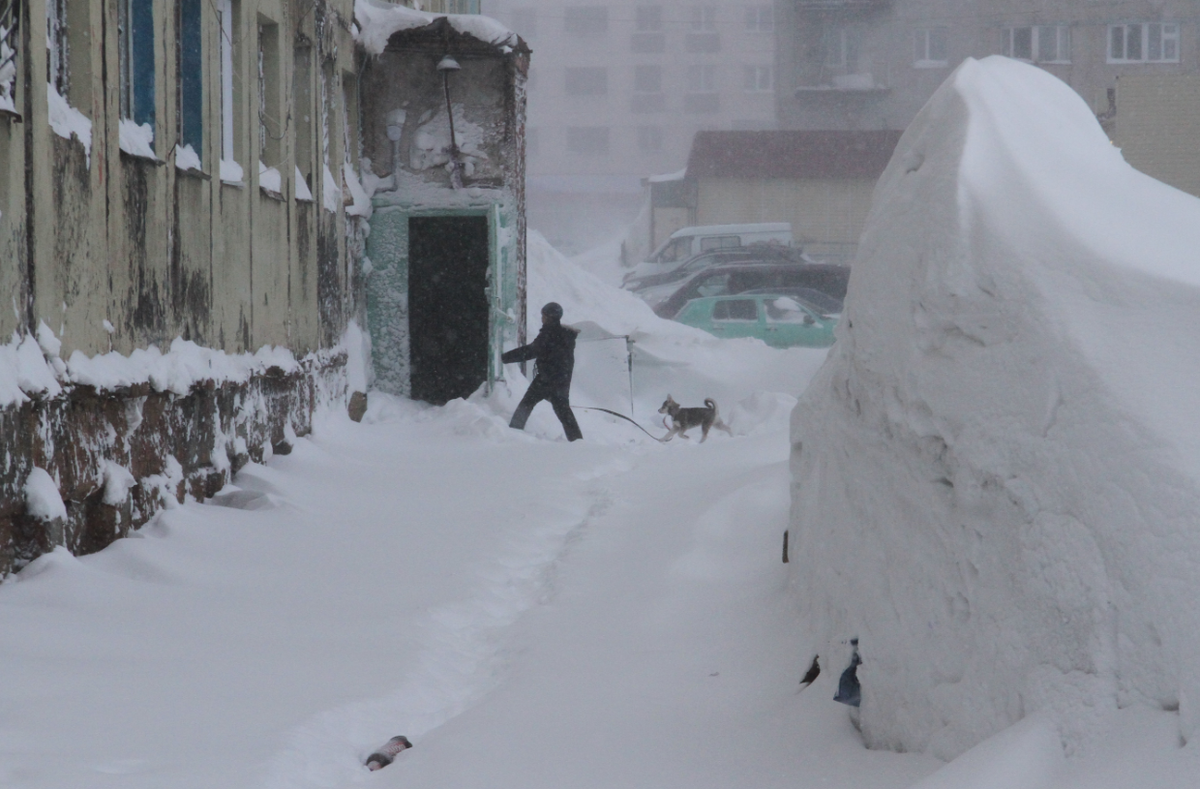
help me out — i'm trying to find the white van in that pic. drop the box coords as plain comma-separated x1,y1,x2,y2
644,223,793,266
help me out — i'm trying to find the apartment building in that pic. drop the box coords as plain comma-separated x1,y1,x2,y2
775,0,1200,134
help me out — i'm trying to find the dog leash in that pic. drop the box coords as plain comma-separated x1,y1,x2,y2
572,406,669,443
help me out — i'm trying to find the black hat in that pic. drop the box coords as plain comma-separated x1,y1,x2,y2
541,302,564,321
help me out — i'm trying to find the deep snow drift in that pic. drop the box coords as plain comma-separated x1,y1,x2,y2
789,56,1200,760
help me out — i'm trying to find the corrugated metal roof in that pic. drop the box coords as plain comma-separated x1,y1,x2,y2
686,130,903,180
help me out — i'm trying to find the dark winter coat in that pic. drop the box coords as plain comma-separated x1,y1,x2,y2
501,321,579,390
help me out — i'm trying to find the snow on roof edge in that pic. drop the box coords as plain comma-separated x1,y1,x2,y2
354,0,520,57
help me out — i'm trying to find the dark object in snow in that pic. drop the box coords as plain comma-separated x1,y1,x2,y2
366,735,412,771
799,655,820,688
348,391,368,423
834,639,861,707
502,305,583,441
657,395,733,443
782,530,789,563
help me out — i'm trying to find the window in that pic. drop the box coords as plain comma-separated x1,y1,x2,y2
565,6,607,36
0,0,16,113
220,0,240,178
119,0,156,130
258,18,281,166
633,65,662,93
824,26,863,70
566,126,609,155
511,8,536,39
445,0,480,12
47,0,67,96
635,6,662,32
700,235,740,252
766,298,815,324
565,67,607,96
914,27,949,67
1003,25,1070,63
686,6,719,52
744,65,772,92
178,0,203,160
687,64,716,93
1109,23,1179,63
637,125,662,152
293,32,313,194
713,299,758,322
745,6,773,33
690,7,716,31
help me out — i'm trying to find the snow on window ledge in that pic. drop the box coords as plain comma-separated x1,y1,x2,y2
173,143,207,177
322,164,342,213
344,162,372,218
118,118,161,162
220,158,244,187
47,83,93,168
259,161,284,200
295,166,314,202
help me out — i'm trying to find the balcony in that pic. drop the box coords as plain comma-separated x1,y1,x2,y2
793,72,889,98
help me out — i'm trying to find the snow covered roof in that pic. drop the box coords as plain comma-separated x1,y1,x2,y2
685,130,902,181
354,0,527,57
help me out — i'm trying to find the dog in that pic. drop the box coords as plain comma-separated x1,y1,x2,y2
658,395,733,443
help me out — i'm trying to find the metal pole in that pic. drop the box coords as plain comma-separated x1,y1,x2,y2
626,336,635,418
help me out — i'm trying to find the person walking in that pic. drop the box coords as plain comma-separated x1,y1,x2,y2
502,302,583,441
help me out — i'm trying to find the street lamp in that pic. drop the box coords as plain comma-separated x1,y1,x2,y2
437,54,464,189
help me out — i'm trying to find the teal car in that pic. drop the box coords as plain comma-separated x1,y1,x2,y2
675,293,839,348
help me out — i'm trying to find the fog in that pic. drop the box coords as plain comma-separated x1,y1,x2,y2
481,0,1200,256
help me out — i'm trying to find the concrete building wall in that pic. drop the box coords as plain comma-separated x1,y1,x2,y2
776,0,1200,133
1,0,362,362
1115,74,1200,197
694,175,875,247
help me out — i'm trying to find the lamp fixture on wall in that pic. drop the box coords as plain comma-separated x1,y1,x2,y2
437,54,464,189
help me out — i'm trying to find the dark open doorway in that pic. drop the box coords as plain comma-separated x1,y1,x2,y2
408,216,490,404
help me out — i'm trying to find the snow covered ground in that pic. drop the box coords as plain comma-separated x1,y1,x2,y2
7,58,1200,788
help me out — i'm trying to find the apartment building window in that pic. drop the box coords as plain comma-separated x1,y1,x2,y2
1109,23,1179,63
914,27,949,67
824,26,863,70
687,6,720,53
632,65,664,112
744,65,773,92
178,0,203,159
511,8,536,39
565,67,607,96
119,0,156,130
1004,25,1070,63
567,126,609,155
685,64,718,113
745,6,773,33
638,125,663,153
565,7,608,36
0,0,16,114
632,4,665,52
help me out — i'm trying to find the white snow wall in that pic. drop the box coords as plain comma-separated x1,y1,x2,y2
789,57,1200,761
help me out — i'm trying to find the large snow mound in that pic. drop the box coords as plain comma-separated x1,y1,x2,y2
789,56,1200,761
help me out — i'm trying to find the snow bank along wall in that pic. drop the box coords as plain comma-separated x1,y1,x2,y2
0,0,367,576
790,57,1200,759
360,9,527,402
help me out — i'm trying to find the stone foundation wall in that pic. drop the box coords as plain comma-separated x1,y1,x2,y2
0,355,348,577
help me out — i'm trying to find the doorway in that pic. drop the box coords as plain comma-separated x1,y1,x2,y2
408,216,490,404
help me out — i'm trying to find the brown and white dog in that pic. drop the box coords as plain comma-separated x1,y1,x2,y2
658,395,733,443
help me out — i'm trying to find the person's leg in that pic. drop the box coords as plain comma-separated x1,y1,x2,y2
509,384,547,430
548,390,583,441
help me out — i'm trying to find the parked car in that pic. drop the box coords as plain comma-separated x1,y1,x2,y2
643,222,793,266
676,294,838,348
652,263,851,319
623,245,809,292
